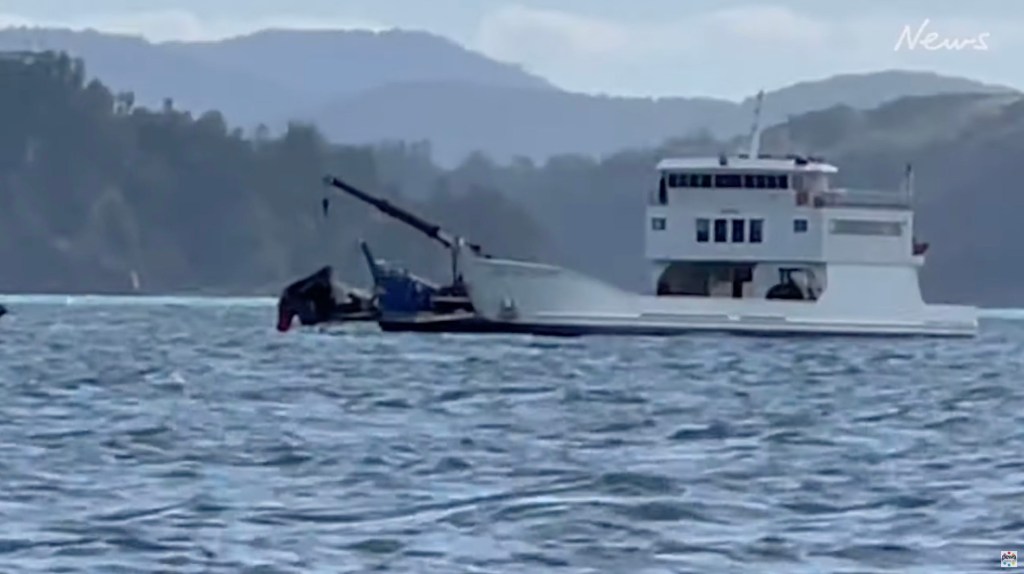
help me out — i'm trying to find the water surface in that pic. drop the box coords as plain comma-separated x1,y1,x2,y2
0,301,1021,572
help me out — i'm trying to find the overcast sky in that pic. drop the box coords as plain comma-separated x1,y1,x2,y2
1,0,1019,99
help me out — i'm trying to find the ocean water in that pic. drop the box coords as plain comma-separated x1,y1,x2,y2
0,299,1022,573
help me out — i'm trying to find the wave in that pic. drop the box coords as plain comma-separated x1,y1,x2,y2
0,294,276,307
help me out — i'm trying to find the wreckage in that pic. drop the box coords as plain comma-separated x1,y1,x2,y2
276,175,503,333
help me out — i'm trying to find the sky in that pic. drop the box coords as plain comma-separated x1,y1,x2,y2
0,0,1020,99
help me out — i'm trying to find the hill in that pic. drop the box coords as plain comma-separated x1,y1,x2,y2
306,69,1017,165
0,51,547,295
163,28,553,97
0,27,303,127
0,27,1014,165
0,27,552,131
742,70,1016,121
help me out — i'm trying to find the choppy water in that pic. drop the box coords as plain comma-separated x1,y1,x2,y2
1,300,1022,573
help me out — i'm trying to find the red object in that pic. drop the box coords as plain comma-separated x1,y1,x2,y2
276,305,294,332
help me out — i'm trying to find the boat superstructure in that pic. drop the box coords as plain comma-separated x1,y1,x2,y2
457,94,979,337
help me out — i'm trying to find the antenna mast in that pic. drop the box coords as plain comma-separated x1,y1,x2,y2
747,89,765,157
904,162,915,200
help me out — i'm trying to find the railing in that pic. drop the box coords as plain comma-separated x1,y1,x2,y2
797,188,912,210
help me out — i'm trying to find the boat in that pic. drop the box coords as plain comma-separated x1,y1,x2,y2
276,265,377,331
453,93,979,338
276,175,506,333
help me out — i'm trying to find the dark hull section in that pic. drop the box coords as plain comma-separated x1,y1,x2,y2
378,314,533,334
381,318,973,339
276,265,377,332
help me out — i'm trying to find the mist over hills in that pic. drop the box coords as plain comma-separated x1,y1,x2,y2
0,26,1015,164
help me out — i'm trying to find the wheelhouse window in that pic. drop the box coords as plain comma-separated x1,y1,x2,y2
668,173,714,188
793,218,808,233
730,219,745,242
696,218,709,242
668,172,792,190
714,174,742,188
750,218,764,243
713,218,728,243
739,174,790,190
651,217,666,231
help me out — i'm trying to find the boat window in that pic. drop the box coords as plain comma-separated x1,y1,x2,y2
667,173,677,187
731,219,745,242
755,175,766,189
658,177,668,204
793,218,808,233
750,218,764,243
829,219,902,236
713,219,728,243
778,175,789,189
743,174,755,188
714,174,742,188
766,176,779,189
699,174,712,188
696,218,709,242
651,217,667,231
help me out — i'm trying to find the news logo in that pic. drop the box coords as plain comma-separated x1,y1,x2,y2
1002,550,1018,568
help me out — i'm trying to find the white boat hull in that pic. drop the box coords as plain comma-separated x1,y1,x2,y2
461,254,979,338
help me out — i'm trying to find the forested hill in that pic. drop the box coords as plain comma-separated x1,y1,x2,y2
2,51,1022,306
1,27,1014,164
0,51,548,295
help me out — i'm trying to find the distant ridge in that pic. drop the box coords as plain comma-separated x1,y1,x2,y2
0,26,1016,164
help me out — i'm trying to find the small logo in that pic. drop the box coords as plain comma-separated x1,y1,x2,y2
1003,550,1018,568
894,18,991,52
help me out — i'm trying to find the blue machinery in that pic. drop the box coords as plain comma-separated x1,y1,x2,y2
277,175,498,333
